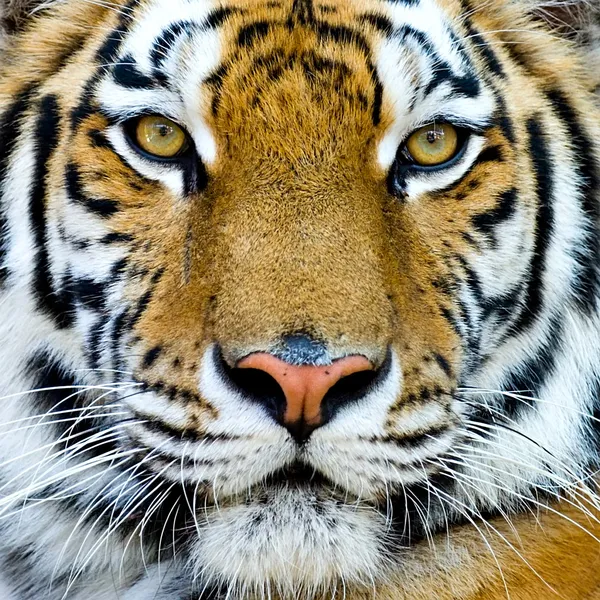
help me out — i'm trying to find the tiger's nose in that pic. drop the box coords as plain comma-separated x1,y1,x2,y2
237,352,374,442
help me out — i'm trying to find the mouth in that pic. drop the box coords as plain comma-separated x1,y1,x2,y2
260,460,332,489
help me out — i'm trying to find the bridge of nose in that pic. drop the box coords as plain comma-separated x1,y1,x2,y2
238,352,373,426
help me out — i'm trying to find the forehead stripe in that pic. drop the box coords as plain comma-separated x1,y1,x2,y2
149,8,241,70
205,17,384,125
71,0,138,128
149,20,194,69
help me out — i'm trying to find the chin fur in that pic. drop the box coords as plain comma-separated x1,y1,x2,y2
188,485,393,598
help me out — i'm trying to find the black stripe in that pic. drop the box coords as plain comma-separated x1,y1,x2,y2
143,345,163,368
238,21,270,47
0,86,36,286
1,545,41,597
311,23,382,124
477,145,503,164
70,276,107,311
30,95,74,328
291,0,315,24
65,163,119,217
112,55,157,89
149,21,195,69
493,95,516,145
433,352,453,378
360,13,394,35
454,254,484,306
460,15,506,79
86,318,105,370
204,6,240,28
545,88,600,314
471,187,517,246
423,61,479,98
501,318,562,417
508,117,554,336
100,231,134,244
25,351,117,454
71,0,137,127
391,25,479,98
481,285,522,323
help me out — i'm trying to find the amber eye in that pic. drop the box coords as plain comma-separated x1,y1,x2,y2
404,123,459,167
133,115,189,159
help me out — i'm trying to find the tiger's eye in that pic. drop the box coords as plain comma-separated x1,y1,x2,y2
405,123,459,166
135,116,188,158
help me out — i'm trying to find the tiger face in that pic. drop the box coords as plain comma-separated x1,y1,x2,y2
1,0,600,598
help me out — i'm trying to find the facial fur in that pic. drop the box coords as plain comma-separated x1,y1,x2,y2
0,0,600,598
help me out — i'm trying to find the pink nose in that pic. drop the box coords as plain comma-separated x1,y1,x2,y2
237,353,374,431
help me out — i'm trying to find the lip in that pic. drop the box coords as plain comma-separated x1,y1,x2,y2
260,460,333,489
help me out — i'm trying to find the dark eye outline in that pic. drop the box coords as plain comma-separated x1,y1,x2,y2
123,115,195,164
121,115,208,195
388,123,471,198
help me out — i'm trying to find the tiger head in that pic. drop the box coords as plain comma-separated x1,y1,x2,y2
1,0,600,597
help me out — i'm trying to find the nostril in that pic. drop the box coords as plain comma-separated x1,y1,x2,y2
321,368,380,417
220,360,288,423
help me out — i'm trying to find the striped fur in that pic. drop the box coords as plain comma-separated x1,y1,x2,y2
1,0,600,598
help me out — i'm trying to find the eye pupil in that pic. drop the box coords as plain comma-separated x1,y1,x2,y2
157,125,170,137
426,130,438,144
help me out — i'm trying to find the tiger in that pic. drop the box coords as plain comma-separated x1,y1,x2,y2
0,0,600,597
